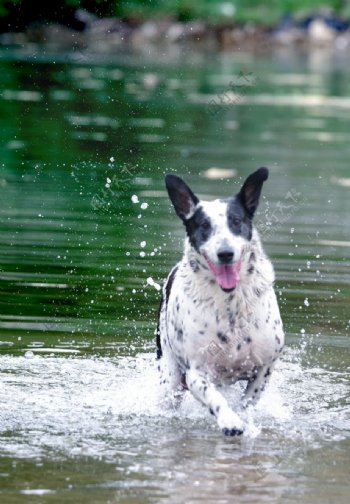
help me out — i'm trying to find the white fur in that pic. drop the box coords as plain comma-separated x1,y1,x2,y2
157,204,284,436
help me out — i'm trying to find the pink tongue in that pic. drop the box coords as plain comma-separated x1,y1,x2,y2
207,259,241,290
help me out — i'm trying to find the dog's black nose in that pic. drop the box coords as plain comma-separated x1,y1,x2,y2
217,248,234,264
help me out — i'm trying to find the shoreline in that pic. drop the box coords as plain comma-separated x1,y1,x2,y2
1,14,350,55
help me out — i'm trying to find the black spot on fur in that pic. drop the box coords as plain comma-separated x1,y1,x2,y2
248,265,254,274
228,311,236,327
177,329,184,341
245,336,252,344
189,259,200,272
237,343,241,351
223,427,243,436
165,266,178,304
226,197,253,241
184,207,213,252
156,297,164,360
248,368,259,381
264,368,271,378
275,335,281,345
181,374,188,389
217,331,229,343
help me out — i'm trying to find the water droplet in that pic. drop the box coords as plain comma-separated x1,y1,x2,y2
147,277,161,291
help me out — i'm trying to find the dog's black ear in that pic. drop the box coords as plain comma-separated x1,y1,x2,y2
165,174,199,221
237,167,268,218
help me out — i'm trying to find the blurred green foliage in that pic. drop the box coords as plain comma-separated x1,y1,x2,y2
0,0,348,28
113,0,347,24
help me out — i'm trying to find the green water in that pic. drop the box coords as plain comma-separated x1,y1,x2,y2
0,46,349,503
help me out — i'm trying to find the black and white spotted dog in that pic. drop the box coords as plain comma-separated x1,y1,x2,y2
156,168,284,436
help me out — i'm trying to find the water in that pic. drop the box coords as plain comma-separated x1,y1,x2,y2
0,45,350,503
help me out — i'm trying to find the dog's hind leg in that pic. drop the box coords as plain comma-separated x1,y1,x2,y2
186,368,244,435
158,349,187,408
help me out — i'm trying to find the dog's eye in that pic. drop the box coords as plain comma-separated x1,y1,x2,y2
232,217,242,227
200,220,211,231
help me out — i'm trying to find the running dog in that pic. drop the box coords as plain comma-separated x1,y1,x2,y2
156,168,284,435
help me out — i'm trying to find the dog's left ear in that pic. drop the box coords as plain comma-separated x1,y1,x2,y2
237,167,268,218
165,174,199,221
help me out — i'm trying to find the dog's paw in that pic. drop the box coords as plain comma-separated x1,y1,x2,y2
217,407,244,436
222,427,244,436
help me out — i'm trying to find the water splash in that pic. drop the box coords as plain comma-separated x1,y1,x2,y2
0,343,349,461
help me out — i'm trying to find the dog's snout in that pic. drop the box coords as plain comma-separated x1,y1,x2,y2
217,247,234,264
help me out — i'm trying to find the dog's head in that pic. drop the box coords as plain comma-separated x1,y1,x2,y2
165,168,268,292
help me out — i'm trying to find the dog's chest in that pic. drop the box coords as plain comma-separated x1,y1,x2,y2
167,280,280,381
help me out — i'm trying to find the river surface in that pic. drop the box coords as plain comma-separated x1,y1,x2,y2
0,44,349,503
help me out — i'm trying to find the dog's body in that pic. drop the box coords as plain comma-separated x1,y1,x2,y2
157,168,284,435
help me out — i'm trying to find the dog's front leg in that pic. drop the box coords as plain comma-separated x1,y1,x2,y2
186,368,244,436
242,363,275,408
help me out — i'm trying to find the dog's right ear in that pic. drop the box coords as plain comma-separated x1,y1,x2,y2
165,174,199,221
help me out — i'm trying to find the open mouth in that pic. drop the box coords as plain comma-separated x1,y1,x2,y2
205,255,241,291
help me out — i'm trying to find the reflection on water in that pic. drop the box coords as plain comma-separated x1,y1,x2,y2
0,47,349,503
